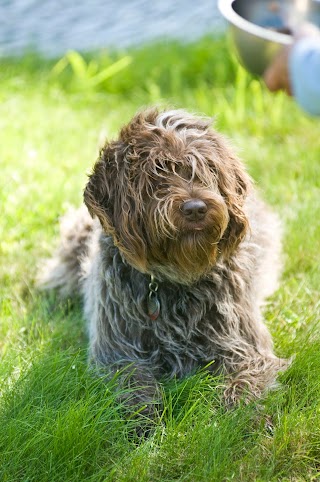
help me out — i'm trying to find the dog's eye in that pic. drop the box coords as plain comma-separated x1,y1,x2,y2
173,165,193,181
155,181,169,192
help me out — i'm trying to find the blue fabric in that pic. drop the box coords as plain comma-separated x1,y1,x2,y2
289,37,320,116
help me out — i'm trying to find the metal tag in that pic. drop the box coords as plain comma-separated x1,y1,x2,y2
147,291,160,320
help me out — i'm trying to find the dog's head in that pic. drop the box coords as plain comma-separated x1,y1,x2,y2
84,108,251,284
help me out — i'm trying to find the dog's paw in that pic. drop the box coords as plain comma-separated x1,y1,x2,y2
222,356,290,407
223,379,257,407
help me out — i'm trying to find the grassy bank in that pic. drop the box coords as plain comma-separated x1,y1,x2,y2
1,36,319,481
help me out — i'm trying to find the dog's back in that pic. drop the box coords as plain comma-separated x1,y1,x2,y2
37,205,95,297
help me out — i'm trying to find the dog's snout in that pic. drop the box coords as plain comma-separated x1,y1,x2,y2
181,199,208,221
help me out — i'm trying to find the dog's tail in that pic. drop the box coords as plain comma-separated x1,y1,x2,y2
37,205,95,298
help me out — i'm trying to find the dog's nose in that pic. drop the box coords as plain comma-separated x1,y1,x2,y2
181,199,208,221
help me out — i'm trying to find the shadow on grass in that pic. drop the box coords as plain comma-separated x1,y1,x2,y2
0,293,133,481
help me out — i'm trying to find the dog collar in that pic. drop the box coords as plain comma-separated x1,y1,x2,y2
147,275,160,321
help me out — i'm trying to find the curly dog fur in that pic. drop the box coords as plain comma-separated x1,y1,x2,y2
39,108,288,421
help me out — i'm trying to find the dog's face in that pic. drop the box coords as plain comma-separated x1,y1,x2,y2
84,109,251,284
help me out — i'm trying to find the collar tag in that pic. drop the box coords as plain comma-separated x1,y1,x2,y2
147,275,160,320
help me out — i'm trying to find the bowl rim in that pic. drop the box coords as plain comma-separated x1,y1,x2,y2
218,0,293,45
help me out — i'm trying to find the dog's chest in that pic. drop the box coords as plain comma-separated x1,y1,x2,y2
109,268,220,358
99,242,230,370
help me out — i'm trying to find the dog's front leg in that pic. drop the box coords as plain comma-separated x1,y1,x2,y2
221,350,289,406
112,362,162,435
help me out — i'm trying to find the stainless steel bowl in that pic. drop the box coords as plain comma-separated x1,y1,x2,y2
218,0,320,76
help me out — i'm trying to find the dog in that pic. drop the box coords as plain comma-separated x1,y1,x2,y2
39,107,288,424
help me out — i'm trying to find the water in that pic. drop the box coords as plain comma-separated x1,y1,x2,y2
0,0,224,57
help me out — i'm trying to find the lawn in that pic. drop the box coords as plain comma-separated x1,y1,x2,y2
0,36,320,481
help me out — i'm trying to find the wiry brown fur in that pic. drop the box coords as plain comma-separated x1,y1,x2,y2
38,108,288,427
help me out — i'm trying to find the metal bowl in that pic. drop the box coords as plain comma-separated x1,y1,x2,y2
218,0,320,76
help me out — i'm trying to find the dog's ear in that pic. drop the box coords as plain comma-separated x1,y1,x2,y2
84,143,118,237
216,153,251,256
84,141,148,271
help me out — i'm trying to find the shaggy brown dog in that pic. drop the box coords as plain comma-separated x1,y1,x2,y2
39,108,288,424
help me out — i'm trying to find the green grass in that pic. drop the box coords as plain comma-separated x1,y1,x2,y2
1,36,320,481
